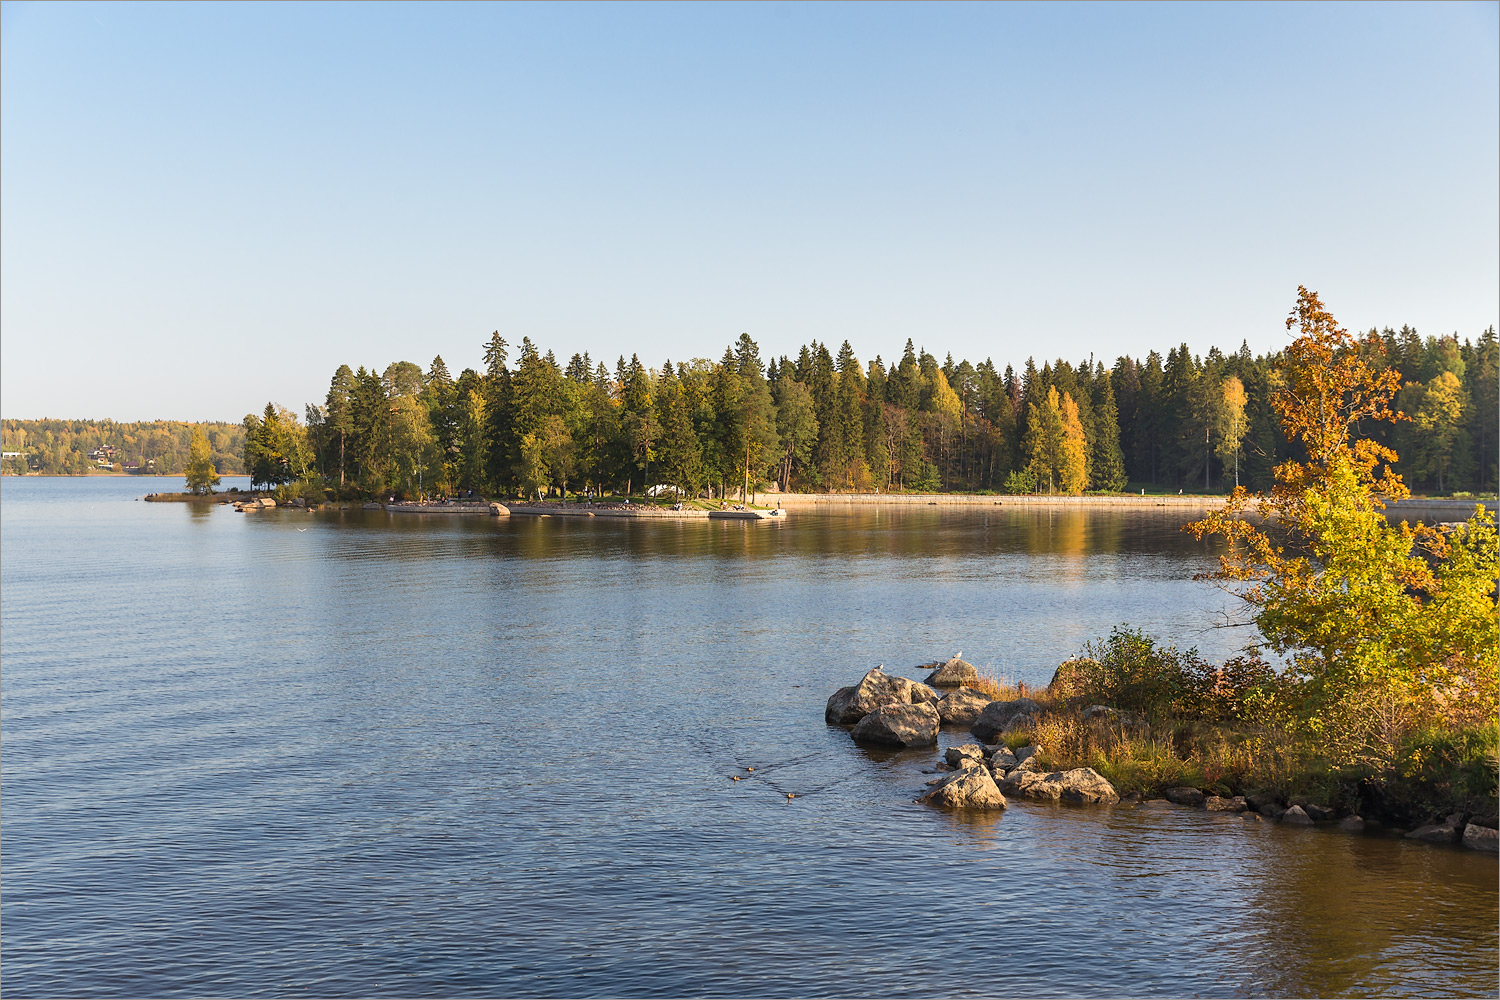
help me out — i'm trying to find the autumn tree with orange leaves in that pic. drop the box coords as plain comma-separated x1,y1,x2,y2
1188,287,1497,762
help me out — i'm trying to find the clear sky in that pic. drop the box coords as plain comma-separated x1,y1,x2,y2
2,1,1496,421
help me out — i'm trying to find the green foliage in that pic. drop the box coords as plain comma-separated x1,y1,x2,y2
1072,627,1208,722
184,427,220,494
1002,468,1037,494
1,419,244,476
1189,289,1499,770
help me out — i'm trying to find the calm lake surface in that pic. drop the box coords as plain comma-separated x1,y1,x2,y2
2,476,1495,998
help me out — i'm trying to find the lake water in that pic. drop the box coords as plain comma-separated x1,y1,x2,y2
2,476,1495,997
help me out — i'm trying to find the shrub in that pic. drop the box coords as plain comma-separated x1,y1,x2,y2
1072,627,1205,722
1002,468,1037,494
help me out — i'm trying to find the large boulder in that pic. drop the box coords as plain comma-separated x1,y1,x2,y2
923,655,980,688
909,682,942,705
850,702,940,748
998,769,1049,796
1463,823,1498,853
919,766,1007,810
825,667,931,725
970,698,1042,743
937,688,992,726
1004,767,1119,805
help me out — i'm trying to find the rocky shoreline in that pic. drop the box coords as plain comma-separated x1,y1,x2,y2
826,657,1499,853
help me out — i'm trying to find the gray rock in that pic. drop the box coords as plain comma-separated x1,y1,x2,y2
1245,789,1282,812
1082,704,1117,721
937,688,991,726
1003,767,1119,805
825,667,928,725
1406,815,1463,844
909,682,942,705
1165,786,1205,807
1339,815,1366,832
923,655,981,688
488,502,511,516
970,698,1042,743
1304,804,1337,822
850,702,940,748
1463,823,1498,853
363,501,383,510
988,747,1019,771
997,769,1048,796
1281,804,1314,826
919,765,1007,810
1012,745,1041,767
1259,803,1287,820
944,743,987,769
1204,795,1248,813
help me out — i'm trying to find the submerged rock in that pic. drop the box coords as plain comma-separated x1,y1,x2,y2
923,655,980,688
919,765,1007,810
1204,795,1248,813
850,702,940,748
1462,823,1498,853
970,698,1041,743
826,667,932,725
937,688,991,726
1339,815,1366,833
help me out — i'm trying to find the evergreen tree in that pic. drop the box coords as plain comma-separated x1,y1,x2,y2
1089,366,1127,491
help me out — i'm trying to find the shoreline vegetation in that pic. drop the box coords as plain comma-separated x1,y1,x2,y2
825,654,1498,852
822,289,1496,851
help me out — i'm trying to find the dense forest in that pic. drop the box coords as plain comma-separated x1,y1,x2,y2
1,419,245,477
236,323,1496,501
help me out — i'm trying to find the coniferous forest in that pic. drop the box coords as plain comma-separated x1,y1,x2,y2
237,321,1497,501
4,322,1493,500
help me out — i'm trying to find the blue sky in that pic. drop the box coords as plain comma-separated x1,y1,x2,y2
2,1,1496,421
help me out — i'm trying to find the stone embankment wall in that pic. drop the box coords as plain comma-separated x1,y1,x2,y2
767,492,1496,520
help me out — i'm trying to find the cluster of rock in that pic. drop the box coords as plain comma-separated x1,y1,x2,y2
825,658,1496,849
825,658,1119,812
233,497,277,512
1149,785,1499,852
919,741,1119,811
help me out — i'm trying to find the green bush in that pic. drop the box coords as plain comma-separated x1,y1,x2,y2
1002,468,1037,494
1073,627,1204,721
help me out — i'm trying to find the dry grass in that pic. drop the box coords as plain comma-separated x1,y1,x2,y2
965,671,1042,704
